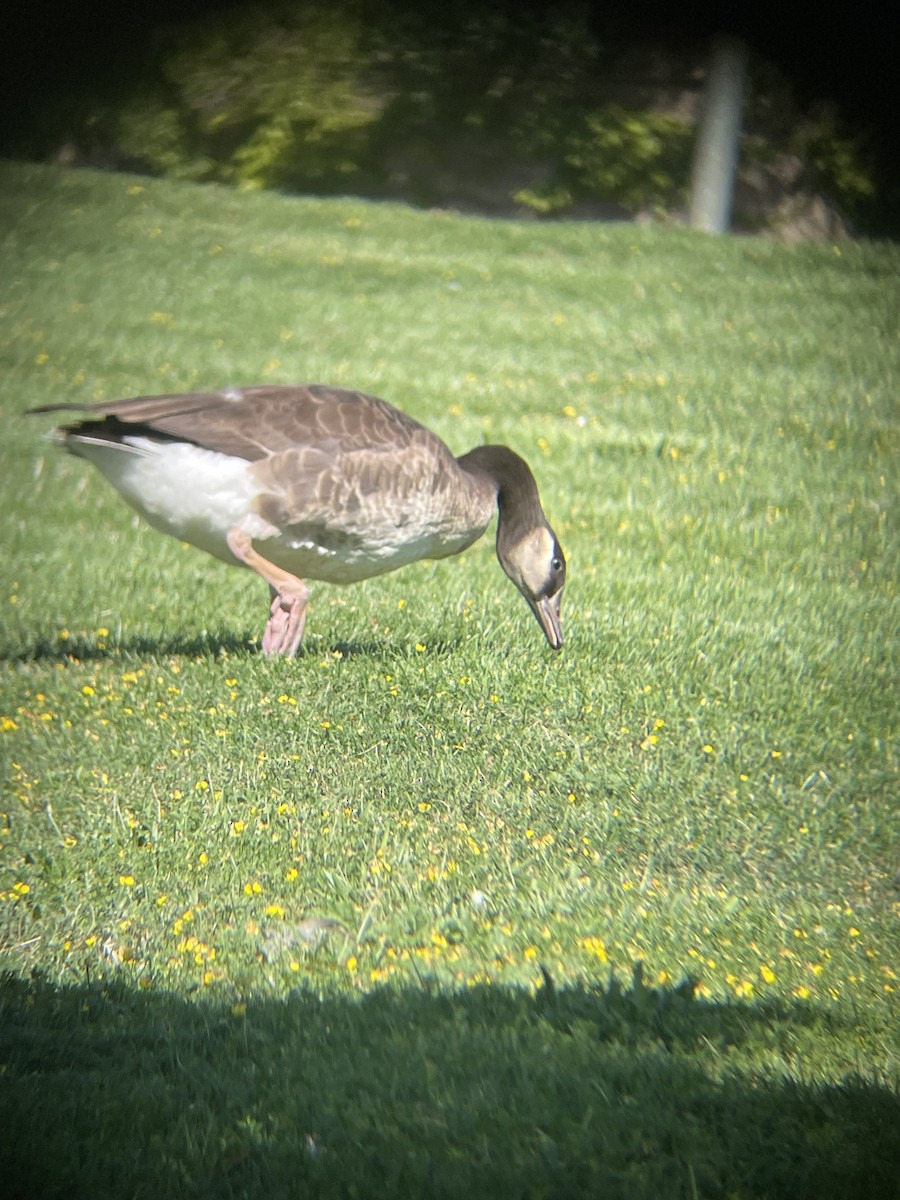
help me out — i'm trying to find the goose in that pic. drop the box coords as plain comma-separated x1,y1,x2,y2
33,385,566,656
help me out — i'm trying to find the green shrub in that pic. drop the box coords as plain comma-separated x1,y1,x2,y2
80,6,695,217
794,102,875,208
563,105,694,214
114,4,384,190
13,2,886,229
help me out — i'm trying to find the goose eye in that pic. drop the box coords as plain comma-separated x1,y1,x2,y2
551,556,562,572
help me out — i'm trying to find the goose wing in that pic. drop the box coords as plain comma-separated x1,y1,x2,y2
32,384,435,463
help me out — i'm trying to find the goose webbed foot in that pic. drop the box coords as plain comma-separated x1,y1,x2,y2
227,528,310,658
262,587,308,658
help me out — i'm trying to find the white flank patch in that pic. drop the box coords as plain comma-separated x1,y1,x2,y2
73,438,272,562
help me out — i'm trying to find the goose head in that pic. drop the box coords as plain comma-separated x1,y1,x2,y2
497,522,566,649
457,444,566,649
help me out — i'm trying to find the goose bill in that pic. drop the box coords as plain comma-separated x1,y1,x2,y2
530,592,563,650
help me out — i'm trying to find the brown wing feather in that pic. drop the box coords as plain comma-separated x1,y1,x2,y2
32,385,438,464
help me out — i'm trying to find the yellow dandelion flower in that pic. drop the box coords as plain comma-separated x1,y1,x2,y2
760,965,776,984
581,936,608,962
119,875,135,888
346,956,358,973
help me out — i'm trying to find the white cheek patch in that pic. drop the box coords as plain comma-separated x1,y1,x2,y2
507,526,555,593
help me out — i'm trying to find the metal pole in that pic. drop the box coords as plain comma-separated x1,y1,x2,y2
689,35,748,234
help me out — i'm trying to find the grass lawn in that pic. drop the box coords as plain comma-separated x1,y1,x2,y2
0,159,898,1197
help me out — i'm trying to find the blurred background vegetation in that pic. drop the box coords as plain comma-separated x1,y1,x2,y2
4,1,890,237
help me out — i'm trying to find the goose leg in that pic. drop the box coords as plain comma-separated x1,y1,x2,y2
227,529,310,658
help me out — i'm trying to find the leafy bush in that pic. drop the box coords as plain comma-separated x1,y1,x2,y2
794,102,875,207
563,105,694,214
115,4,384,190
13,1,885,229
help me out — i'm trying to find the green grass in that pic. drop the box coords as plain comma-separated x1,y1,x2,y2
1,159,898,1198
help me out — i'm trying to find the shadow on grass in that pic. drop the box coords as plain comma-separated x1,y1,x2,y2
1,968,897,1200
1,631,463,665
0,630,256,664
